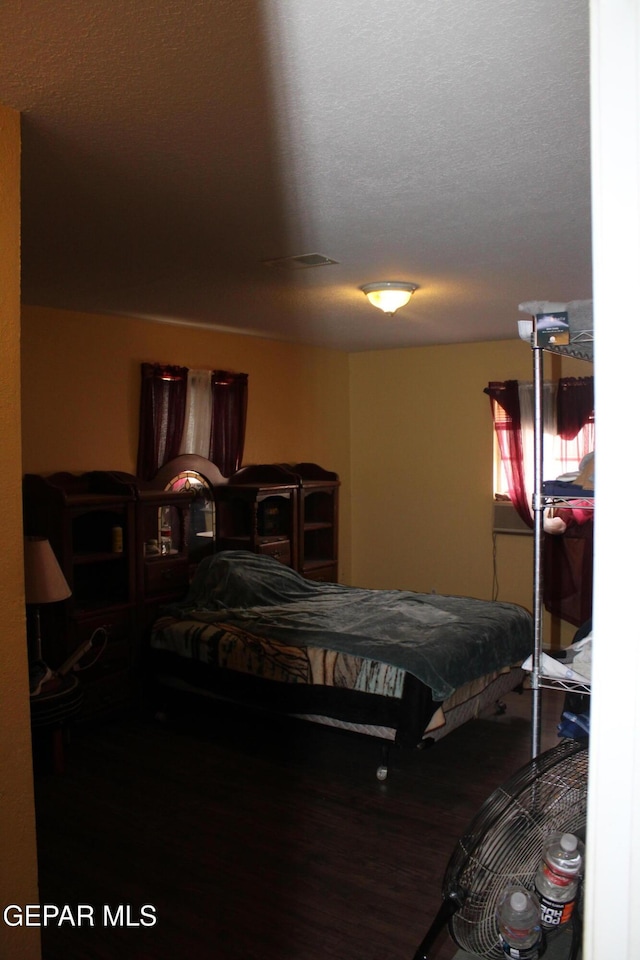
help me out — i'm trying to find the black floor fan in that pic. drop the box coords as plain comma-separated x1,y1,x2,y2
412,738,588,959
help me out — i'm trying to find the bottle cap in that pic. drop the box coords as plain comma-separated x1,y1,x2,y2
560,833,578,852
510,891,527,912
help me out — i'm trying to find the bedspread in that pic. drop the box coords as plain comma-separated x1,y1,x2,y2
158,551,533,701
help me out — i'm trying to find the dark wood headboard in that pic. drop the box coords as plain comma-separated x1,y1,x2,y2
152,455,227,492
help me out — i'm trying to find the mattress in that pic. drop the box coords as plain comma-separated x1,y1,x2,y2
149,551,533,748
157,551,534,702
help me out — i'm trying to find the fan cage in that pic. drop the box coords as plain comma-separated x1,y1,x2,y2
444,739,588,958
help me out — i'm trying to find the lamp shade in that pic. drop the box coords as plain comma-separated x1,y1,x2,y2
360,281,419,315
24,537,71,605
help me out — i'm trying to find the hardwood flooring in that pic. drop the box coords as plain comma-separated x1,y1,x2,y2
33,687,565,960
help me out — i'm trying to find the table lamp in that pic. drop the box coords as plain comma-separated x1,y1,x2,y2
24,536,71,694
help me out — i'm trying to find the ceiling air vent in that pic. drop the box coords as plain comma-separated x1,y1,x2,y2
262,253,339,269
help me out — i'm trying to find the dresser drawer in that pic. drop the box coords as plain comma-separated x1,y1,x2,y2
71,607,133,648
303,563,338,583
144,556,189,596
258,539,291,565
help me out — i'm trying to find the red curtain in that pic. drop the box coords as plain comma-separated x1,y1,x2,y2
557,377,594,440
136,363,188,480
543,521,593,627
485,380,533,527
486,376,594,625
547,377,594,626
208,371,249,477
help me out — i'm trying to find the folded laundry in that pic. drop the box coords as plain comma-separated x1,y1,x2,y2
522,651,591,686
544,451,594,497
542,479,594,497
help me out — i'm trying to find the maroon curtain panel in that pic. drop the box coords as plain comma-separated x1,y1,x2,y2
136,363,188,480
543,519,593,627
556,377,594,440
486,377,595,625
209,371,249,477
484,380,533,528
545,363,594,622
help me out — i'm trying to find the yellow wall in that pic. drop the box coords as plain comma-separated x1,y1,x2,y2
349,339,591,645
0,105,41,959
21,306,592,642
21,307,352,580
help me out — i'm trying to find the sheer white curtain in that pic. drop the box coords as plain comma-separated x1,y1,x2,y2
517,381,557,520
179,369,212,456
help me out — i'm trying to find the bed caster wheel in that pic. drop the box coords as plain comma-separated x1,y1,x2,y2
376,765,388,782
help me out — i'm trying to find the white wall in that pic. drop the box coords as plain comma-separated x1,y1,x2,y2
585,2,640,957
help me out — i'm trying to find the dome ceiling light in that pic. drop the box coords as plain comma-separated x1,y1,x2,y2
360,281,419,315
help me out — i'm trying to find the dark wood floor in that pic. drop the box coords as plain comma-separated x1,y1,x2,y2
33,686,565,960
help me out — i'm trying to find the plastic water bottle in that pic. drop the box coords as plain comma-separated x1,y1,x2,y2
534,831,584,929
496,886,542,959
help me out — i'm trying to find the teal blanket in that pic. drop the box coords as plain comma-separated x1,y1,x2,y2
163,551,533,701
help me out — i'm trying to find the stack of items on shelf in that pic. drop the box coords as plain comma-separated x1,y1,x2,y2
522,630,592,688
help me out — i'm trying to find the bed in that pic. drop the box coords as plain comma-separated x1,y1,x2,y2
148,550,533,777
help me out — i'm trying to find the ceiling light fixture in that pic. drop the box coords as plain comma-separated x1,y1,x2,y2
360,281,419,315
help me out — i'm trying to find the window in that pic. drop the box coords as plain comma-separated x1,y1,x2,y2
486,377,594,525
493,403,595,497
136,363,248,480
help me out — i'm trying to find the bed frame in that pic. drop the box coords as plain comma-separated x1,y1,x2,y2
143,457,530,779
146,642,524,780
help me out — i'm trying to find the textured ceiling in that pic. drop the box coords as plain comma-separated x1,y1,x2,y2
0,0,591,351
